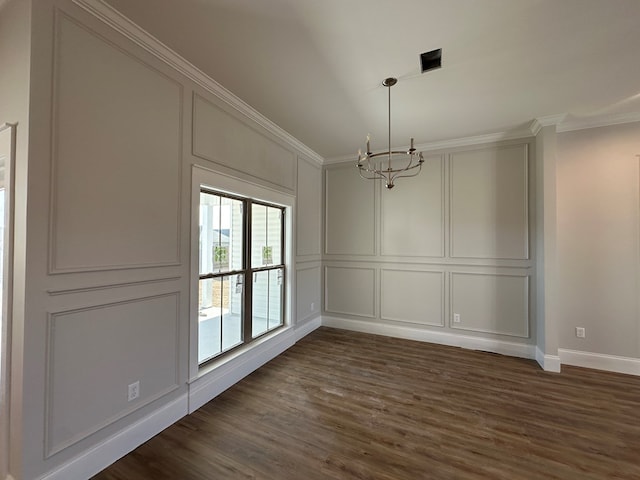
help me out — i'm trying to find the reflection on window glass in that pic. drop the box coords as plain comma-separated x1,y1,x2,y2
199,193,243,274
252,267,283,338
198,274,243,363
251,203,282,267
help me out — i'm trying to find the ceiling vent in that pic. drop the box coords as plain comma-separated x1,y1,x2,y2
420,48,442,74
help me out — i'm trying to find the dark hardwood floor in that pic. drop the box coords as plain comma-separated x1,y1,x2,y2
92,327,640,479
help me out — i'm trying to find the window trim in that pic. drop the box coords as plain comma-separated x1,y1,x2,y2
190,165,294,381
0,123,16,480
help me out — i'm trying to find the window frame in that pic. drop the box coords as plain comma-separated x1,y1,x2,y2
193,168,292,374
247,200,286,340
198,189,286,364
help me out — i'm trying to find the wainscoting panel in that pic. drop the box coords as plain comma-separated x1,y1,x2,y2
450,272,529,337
296,264,321,323
325,165,376,255
380,269,444,327
325,266,375,318
450,144,529,260
381,155,445,257
296,157,322,258
50,14,182,273
192,93,296,191
46,293,180,456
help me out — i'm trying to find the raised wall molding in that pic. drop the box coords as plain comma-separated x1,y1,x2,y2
324,164,376,256
449,143,530,261
296,155,322,257
380,269,445,327
296,264,321,323
324,266,376,318
450,272,530,338
191,92,296,191
71,0,324,166
47,276,181,296
49,11,182,274
380,154,446,258
45,292,181,456
39,395,188,480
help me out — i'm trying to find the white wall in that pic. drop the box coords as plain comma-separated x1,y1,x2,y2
2,0,323,478
4,0,639,478
556,122,640,361
323,141,536,357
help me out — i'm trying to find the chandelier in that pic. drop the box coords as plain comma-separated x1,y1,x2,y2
356,77,424,189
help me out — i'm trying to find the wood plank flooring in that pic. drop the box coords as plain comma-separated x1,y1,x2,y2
92,327,640,479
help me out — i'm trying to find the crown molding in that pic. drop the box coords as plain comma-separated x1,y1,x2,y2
326,108,640,165
71,0,325,166
528,114,567,137
535,113,567,127
557,111,640,133
529,119,542,136
530,111,640,136
324,127,535,165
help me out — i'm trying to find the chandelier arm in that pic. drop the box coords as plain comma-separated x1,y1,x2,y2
360,153,422,176
358,166,388,182
389,163,423,183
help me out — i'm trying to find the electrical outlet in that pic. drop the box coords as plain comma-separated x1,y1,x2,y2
310,302,315,311
575,327,586,339
128,381,140,402
453,313,461,324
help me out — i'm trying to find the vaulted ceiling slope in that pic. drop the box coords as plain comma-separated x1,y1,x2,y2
105,0,640,159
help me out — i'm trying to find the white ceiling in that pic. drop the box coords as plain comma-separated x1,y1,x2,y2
105,0,640,159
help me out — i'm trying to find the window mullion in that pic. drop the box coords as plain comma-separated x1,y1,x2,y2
243,199,253,345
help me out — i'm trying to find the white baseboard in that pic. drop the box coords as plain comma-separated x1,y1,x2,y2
558,348,640,376
322,316,535,360
294,316,321,341
535,347,561,373
188,328,296,413
39,394,188,480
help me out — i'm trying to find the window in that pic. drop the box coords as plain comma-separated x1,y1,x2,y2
198,189,285,365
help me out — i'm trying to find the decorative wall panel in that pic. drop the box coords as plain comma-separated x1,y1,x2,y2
325,165,375,255
296,265,321,323
381,269,444,326
325,266,375,317
51,15,182,272
450,272,529,337
192,93,295,190
46,293,179,455
296,158,322,257
450,144,529,259
381,155,444,257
